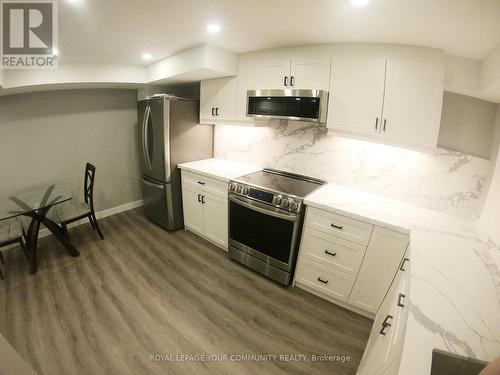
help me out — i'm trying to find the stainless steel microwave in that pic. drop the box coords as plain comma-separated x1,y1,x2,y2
246,89,329,123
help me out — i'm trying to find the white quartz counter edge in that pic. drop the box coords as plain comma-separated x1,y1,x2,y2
178,158,262,183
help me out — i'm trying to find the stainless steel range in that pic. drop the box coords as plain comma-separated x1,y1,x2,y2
228,169,326,286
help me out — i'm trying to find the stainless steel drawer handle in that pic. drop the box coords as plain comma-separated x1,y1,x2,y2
197,194,201,203
375,117,379,130
324,250,337,257
397,293,406,308
400,257,410,272
317,277,329,284
198,181,206,185
201,195,206,204
330,223,343,230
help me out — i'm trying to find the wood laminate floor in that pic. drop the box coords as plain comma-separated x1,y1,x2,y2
0,209,372,375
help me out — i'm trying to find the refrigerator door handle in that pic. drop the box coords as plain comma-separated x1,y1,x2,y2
142,177,164,189
142,105,153,172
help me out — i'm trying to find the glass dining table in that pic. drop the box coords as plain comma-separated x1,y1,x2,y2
0,184,80,274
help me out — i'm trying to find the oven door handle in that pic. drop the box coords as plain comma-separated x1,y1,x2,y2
229,195,299,222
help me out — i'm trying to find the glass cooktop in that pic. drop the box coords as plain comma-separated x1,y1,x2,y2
233,168,326,198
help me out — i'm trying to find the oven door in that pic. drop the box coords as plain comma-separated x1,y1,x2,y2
229,194,301,272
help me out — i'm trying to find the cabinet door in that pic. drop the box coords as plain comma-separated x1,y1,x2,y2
290,56,331,90
381,58,443,147
202,191,228,250
328,58,386,135
200,79,219,122
216,77,237,120
182,181,204,234
348,227,408,314
256,57,291,89
356,271,401,375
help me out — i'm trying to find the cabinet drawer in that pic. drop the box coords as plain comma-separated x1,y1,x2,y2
295,258,354,302
300,228,367,277
306,207,373,246
182,170,228,197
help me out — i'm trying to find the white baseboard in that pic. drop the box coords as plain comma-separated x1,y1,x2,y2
0,199,144,252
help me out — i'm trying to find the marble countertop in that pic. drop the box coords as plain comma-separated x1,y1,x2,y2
305,183,500,375
178,158,262,182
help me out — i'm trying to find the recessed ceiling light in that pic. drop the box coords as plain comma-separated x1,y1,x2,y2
206,23,221,33
142,53,152,61
350,0,370,7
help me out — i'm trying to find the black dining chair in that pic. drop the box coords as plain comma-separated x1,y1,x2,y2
0,220,26,280
59,163,104,240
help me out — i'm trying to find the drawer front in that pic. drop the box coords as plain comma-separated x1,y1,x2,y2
306,207,373,246
295,258,354,302
182,170,228,197
300,228,367,276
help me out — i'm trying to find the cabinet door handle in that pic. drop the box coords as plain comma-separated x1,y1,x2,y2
324,250,337,257
379,315,393,335
382,314,393,326
197,181,205,185
400,257,409,272
284,76,288,87
383,119,387,132
330,223,343,230
201,195,205,204
290,76,295,86
375,117,379,130
317,277,329,284
215,107,219,116
197,194,201,203
211,107,215,116
397,293,406,308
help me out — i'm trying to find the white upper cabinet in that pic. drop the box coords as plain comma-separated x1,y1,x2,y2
256,57,292,89
290,55,331,90
329,58,386,135
381,58,444,147
327,51,444,148
200,44,445,145
199,77,237,123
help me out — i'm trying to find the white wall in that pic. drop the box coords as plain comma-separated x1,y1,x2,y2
0,89,141,211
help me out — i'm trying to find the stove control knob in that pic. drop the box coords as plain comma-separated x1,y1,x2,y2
283,199,292,208
242,186,249,195
229,183,236,192
290,200,300,212
236,185,242,193
274,196,282,206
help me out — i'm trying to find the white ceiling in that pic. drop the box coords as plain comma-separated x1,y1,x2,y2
55,0,500,65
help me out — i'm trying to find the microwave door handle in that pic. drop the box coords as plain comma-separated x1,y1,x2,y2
143,106,153,171
229,195,298,222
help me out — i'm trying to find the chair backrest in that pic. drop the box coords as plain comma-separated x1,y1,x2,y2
84,163,96,209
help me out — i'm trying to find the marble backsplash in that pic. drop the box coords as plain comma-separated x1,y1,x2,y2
214,122,492,219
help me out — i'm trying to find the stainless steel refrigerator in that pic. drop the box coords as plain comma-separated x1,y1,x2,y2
138,95,213,230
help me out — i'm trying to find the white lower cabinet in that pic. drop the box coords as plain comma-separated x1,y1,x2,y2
181,170,228,250
348,227,409,313
357,254,410,375
294,206,409,318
